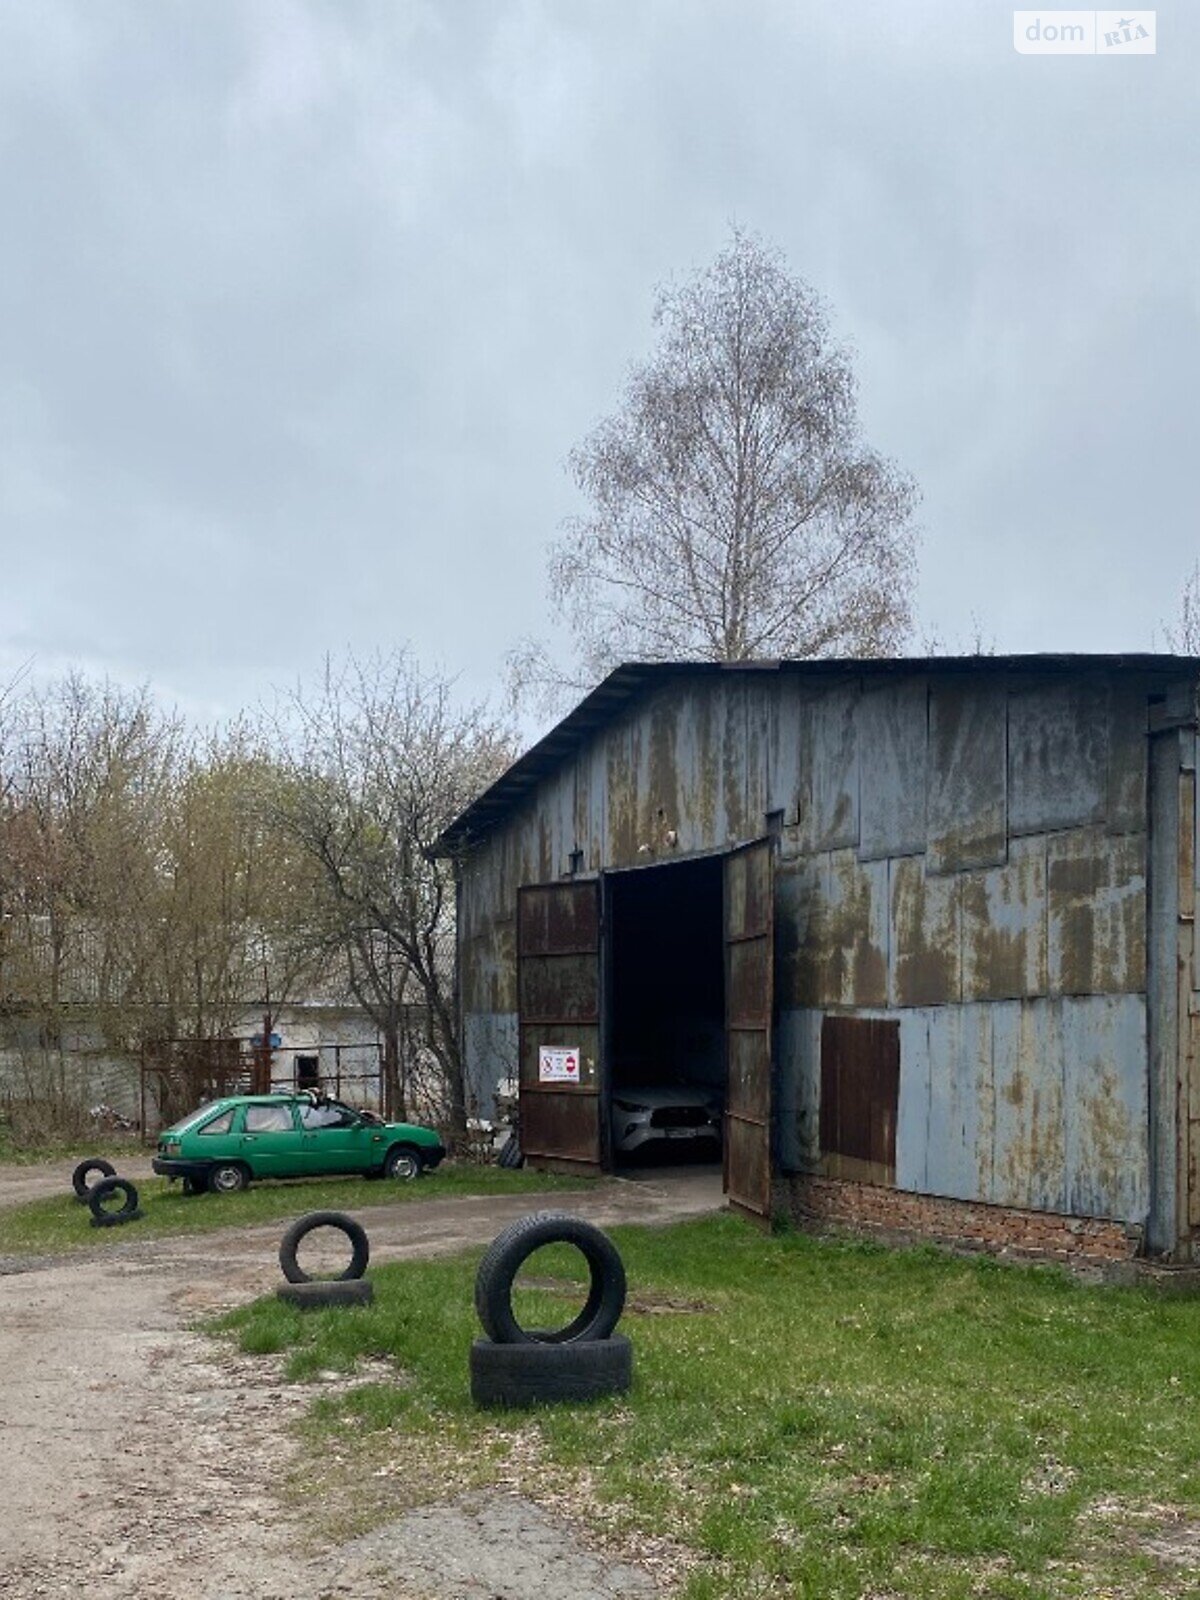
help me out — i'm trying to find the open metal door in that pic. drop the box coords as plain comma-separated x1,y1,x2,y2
517,880,604,1174
723,839,775,1223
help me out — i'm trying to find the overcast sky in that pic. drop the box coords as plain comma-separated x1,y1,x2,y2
1,1,1196,726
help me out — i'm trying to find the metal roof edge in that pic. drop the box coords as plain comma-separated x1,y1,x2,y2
433,653,1200,856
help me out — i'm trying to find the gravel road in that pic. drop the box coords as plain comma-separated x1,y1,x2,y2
0,1169,720,1599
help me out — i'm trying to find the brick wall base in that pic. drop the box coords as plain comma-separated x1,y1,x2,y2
775,1174,1143,1276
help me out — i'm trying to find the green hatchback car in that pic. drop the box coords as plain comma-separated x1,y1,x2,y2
152,1093,446,1193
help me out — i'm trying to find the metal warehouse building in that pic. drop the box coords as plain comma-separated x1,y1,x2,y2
438,656,1200,1266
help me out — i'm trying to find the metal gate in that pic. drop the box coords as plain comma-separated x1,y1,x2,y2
723,838,775,1222
517,879,604,1174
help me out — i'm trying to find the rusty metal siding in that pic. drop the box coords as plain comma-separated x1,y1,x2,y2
1109,685,1150,834
960,836,1048,1002
775,1008,822,1172
463,1013,518,1118
797,683,860,854
858,678,928,861
1008,680,1108,836
990,999,1066,1213
926,678,1007,874
1047,829,1146,995
766,676,806,823
925,1004,995,1202
775,852,888,1010
893,996,1147,1219
1061,996,1148,1219
890,856,963,1007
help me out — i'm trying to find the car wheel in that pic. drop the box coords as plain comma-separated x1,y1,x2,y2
278,1211,370,1283
71,1158,117,1203
474,1212,627,1346
383,1144,423,1182
208,1162,248,1194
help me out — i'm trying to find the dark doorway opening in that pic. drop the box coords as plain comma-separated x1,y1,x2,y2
606,855,725,1169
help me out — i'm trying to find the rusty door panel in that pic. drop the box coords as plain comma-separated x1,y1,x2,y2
727,941,770,1028
727,1028,770,1123
521,1079,603,1168
519,954,600,1023
518,882,600,956
517,880,604,1175
725,1118,770,1217
724,839,774,1223
820,1015,900,1183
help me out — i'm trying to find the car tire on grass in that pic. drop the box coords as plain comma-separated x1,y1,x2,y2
474,1212,626,1346
383,1143,423,1182
71,1157,117,1203
87,1176,142,1228
470,1333,632,1407
208,1162,249,1194
278,1211,370,1284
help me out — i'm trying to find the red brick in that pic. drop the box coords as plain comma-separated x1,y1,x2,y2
774,1176,1141,1276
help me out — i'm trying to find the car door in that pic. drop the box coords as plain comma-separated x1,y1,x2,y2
298,1102,377,1174
238,1101,306,1176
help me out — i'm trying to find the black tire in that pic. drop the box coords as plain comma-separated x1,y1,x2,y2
278,1211,370,1284
470,1334,632,1408
88,1176,142,1227
383,1143,423,1182
497,1133,523,1169
207,1162,249,1194
72,1158,117,1203
276,1279,375,1310
474,1211,626,1345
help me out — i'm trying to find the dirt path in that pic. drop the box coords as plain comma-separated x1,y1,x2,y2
0,1171,720,1599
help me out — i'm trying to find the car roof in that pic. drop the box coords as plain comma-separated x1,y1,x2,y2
204,1093,302,1109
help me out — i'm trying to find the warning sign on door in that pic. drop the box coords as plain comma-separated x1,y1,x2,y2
539,1045,581,1083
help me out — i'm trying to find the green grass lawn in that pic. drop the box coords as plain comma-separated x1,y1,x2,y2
215,1215,1200,1600
0,1165,581,1256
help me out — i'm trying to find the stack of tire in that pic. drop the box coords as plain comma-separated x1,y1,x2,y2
470,1212,632,1408
277,1212,375,1308
72,1159,142,1228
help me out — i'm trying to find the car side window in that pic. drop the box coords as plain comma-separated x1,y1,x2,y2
244,1104,295,1133
198,1108,234,1136
300,1103,358,1130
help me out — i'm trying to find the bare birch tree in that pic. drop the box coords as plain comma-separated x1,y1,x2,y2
528,231,919,691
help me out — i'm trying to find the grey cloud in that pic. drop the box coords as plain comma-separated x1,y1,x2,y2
1,0,1196,715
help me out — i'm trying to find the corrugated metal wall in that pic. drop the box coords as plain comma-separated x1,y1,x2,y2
457,665,1187,1225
